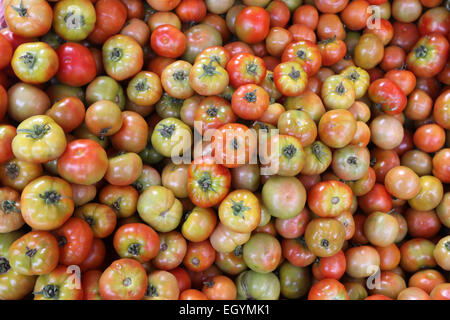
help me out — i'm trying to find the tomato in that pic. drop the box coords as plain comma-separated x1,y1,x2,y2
99,258,148,300
409,269,446,294
308,279,348,300
321,75,355,110
292,4,318,29
407,34,449,78
218,189,260,233
113,223,159,263
45,97,85,134
401,150,432,177
88,0,127,44
413,124,446,153
202,275,236,300
235,6,270,44
308,180,353,218
433,89,450,129
392,0,423,22
183,24,223,64
99,185,138,218
144,270,179,300
105,152,143,187
432,148,450,183
236,270,280,300
187,156,231,208
194,96,236,134
53,0,96,41
266,1,291,28
55,43,97,87
11,42,59,84
183,240,216,272
354,33,384,70
73,203,116,239
368,78,407,115
210,222,250,253
400,238,436,273
408,175,444,211
179,289,208,300
345,245,380,278
150,25,186,60
159,62,193,100
318,109,356,149
137,186,182,232
82,270,102,300
398,287,431,300
312,250,346,280
215,246,247,275
52,217,94,266
226,53,266,88
0,34,13,71
364,211,399,247
358,183,392,214
281,41,321,77
277,110,317,147
230,84,269,121
175,0,207,22
182,207,217,242
4,0,52,38
21,176,74,230
430,284,450,300
86,76,125,109
111,111,148,153
305,218,346,257
272,61,308,97
33,265,83,300
370,115,404,150
301,141,332,175
152,231,187,270
0,158,43,192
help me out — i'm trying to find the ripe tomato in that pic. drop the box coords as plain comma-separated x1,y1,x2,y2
153,231,187,270
74,203,117,239
183,240,216,272
281,40,321,77
56,43,97,87
202,275,236,300
57,139,108,186
413,124,446,153
99,258,148,300
151,24,186,59
235,6,270,44
406,34,449,78
273,61,308,96
308,279,349,300
88,0,127,44
312,250,346,280
231,84,269,120
218,189,260,233
113,223,160,263
189,60,229,96
226,53,266,87
111,111,148,153
33,265,83,300
52,217,94,266
308,180,353,218
318,109,357,149
368,78,407,115
4,0,52,38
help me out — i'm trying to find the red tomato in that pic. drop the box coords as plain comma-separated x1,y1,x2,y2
56,43,97,87
150,24,187,59
235,6,270,44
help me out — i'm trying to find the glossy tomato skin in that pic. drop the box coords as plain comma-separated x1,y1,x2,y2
406,34,449,78
368,78,407,115
231,84,269,120
56,43,97,87
88,0,127,44
226,53,267,88
99,258,148,300
312,250,346,280
235,6,270,44
4,0,53,38
52,217,94,266
308,279,349,300
57,139,109,186
151,24,186,59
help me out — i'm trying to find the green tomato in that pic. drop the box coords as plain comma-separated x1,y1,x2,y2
236,270,280,300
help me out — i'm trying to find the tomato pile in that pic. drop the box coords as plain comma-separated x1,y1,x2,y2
0,0,449,301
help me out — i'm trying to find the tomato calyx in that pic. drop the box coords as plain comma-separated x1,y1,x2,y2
246,62,258,76
39,190,62,205
160,242,168,251
132,181,143,193
1,200,20,214
173,70,187,81
347,156,358,166
157,124,176,138
123,277,132,287
282,144,297,159
0,257,11,274
444,241,450,252
346,71,360,81
110,197,122,213
64,12,86,30
18,124,51,140
58,236,68,247
203,280,215,288
127,243,141,256
319,35,337,45
414,45,428,59
25,246,37,258
19,52,36,69
191,257,200,266
197,172,214,192
146,284,158,297
230,199,250,219
296,49,310,61
288,67,301,80
135,79,149,92
199,61,221,78
5,162,20,180
320,239,330,249
11,0,28,17
34,284,60,299
312,143,328,163
335,82,346,95
234,245,243,257
244,90,257,103
206,106,218,118
240,271,253,300
83,215,94,227
110,48,123,62
331,196,340,205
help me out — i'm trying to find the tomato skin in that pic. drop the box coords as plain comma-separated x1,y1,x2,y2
57,139,109,186
110,111,148,153
308,180,353,218
113,223,160,263
53,0,97,41
308,279,349,300
273,61,308,96
368,78,407,115
175,0,207,22
413,124,446,153
406,34,449,78
312,250,346,280
226,53,267,88
231,84,269,120
56,43,97,87
151,24,187,59
88,0,127,44
5,0,53,38
53,217,94,266
33,265,83,300
358,183,392,214
45,97,86,134
235,6,270,44
0,34,13,70
11,42,59,85
99,258,148,300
